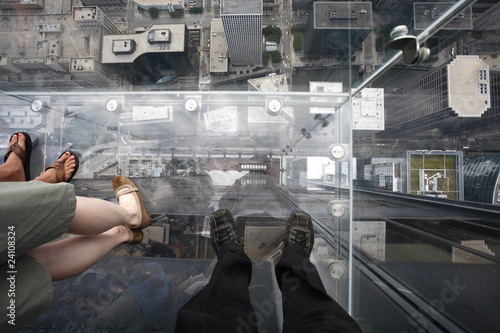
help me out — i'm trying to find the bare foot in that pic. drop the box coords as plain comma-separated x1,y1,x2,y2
1,133,26,181
35,152,76,183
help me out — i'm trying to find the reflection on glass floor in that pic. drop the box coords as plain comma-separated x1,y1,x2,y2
22,175,347,332
4,90,357,332
26,257,282,332
4,86,499,330
18,174,500,332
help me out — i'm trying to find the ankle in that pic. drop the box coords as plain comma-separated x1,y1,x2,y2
2,164,24,181
126,210,139,228
117,197,139,228
35,171,53,183
105,226,130,243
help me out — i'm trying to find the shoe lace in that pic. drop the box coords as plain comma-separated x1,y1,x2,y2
290,229,308,247
215,225,235,245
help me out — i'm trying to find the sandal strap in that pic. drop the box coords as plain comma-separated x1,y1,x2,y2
114,184,145,229
45,161,66,183
114,184,139,198
126,226,143,244
4,142,26,164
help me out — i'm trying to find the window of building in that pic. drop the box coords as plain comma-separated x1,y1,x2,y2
479,83,488,94
479,69,487,81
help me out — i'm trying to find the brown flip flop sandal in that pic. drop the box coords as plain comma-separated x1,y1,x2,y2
112,175,152,230
44,151,80,183
4,132,32,181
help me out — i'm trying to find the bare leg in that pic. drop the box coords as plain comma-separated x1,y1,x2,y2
67,193,141,235
0,133,26,181
28,226,129,281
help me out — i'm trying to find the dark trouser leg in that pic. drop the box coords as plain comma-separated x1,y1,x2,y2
275,245,363,333
175,243,258,333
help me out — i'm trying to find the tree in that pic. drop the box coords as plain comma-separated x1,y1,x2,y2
189,7,203,14
291,23,306,34
169,9,184,17
293,33,303,52
148,7,159,18
263,51,271,65
263,51,283,64
271,51,282,63
262,25,282,44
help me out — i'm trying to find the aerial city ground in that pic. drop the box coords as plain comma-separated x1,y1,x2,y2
0,0,496,90
0,0,499,207
1,1,500,332
0,0,499,201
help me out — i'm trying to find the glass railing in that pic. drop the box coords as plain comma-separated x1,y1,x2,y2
0,0,499,332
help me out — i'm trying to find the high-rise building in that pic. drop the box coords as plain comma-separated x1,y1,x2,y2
380,56,491,138
474,1,500,30
304,2,371,59
405,150,463,200
101,24,196,82
360,150,464,200
70,57,121,88
308,81,384,131
220,0,262,66
73,6,121,35
463,154,500,205
0,5,122,90
445,71,500,138
263,0,279,15
0,0,44,10
134,0,185,12
209,18,229,74
374,0,413,11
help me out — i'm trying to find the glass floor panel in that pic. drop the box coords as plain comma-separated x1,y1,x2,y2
0,0,499,332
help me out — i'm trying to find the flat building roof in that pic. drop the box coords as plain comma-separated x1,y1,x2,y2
209,18,228,73
314,2,372,29
101,24,186,64
448,56,490,117
221,0,262,15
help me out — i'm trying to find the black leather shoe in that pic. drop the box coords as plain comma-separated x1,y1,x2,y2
283,211,314,255
210,209,241,253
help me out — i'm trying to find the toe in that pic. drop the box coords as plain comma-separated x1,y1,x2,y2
8,134,17,146
16,133,26,151
58,151,70,163
63,153,76,179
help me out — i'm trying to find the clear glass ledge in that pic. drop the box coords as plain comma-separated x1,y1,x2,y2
0,0,498,332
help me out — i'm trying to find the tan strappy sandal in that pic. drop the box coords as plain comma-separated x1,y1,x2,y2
112,175,152,230
126,227,143,244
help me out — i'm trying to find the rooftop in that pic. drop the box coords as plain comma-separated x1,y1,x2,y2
448,56,490,117
221,0,262,15
248,74,289,92
134,0,184,6
73,6,99,21
414,2,473,30
0,2,100,64
314,2,372,29
101,24,187,64
209,18,228,73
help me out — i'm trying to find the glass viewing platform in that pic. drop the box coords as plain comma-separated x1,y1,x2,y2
0,0,499,332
